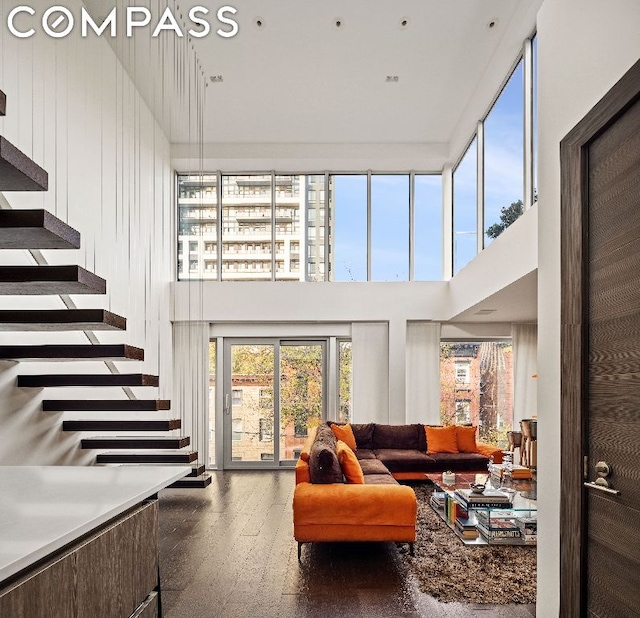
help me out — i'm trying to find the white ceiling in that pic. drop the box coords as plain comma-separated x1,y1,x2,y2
95,0,541,150
195,0,537,145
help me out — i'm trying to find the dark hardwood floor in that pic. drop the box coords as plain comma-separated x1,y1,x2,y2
158,471,536,618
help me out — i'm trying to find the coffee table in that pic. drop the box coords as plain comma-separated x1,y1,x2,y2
424,472,537,546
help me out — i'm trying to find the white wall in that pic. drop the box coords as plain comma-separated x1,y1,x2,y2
536,1,640,615
0,0,175,464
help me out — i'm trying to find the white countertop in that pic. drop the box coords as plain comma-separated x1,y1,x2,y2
0,465,190,583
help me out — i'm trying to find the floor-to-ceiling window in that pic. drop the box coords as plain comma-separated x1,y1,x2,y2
218,337,350,468
440,341,513,447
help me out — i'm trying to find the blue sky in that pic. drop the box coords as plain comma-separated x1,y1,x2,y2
333,174,442,281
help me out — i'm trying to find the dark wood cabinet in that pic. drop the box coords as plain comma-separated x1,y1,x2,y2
0,500,159,618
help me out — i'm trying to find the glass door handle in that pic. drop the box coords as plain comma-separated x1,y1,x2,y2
224,394,231,414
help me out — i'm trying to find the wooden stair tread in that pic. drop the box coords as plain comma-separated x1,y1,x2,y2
43,399,169,412
97,450,198,464
0,309,125,331
82,436,190,449
0,136,48,191
0,344,144,362
0,209,80,249
188,465,206,477
169,474,212,489
0,90,6,116
0,266,105,295
18,373,159,387
63,419,181,431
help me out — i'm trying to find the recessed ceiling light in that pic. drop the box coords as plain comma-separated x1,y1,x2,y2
385,75,399,83
487,18,499,30
254,16,265,29
399,17,409,29
333,17,344,30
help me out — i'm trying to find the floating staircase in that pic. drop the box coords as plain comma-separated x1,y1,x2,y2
0,344,144,362
0,265,106,295
18,373,160,388
0,89,210,488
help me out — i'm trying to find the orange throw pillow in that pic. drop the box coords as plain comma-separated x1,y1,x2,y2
331,423,357,451
456,425,478,453
336,440,365,484
425,425,459,454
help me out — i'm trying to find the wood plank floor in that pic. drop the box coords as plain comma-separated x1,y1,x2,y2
158,471,536,618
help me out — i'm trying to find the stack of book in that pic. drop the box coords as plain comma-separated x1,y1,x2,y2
489,463,532,481
515,515,537,544
454,516,479,540
430,491,446,510
475,510,523,544
453,488,513,510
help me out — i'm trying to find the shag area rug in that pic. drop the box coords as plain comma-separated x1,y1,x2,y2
403,483,537,604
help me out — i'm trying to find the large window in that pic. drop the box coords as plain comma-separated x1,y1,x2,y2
371,175,409,281
331,175,368,281
484,59,524,247
177,174,218,280
178,172,444,282
414,174,443,280
453,138,478,275
440,341,513,447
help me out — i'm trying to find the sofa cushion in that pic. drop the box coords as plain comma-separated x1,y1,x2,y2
330,422,357,451
456,425,478,453
336,440,365,484
364,473,399,485
309,424,343,484
429,452,490,471
355,448,377,460
374,448,438,473
426,425,459,454
358,458,391,476
372,424,423,450
350,423,375,450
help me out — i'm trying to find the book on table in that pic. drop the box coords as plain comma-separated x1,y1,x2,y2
489,463,532,479
454,488,513,509
454,516,479,539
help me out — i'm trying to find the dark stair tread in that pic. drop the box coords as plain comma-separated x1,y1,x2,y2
0,309,125,331
63,419,181,431
0,136,48,191
188,464,206,477
82,436,190,449
18,373,159,387
43,399,169,412
0,344,144,362
0,90,5,116
97,450,198,464
0,209,80,249
0,265,106,295
169,474,212,489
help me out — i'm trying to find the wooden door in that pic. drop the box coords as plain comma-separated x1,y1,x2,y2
561,59,640,617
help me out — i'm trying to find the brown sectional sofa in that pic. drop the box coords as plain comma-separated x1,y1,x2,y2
293,422,503,558
347,422,503,479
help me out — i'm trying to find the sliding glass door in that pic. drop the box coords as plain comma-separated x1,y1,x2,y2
223,339,325,467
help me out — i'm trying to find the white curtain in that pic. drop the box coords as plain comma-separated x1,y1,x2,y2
173,322,210,465
352,322,389,424
406,322,442,425
512,323,538,428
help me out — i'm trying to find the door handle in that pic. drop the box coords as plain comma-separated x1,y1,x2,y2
584,461,620,495
224,393,231,415
584,480,620,495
